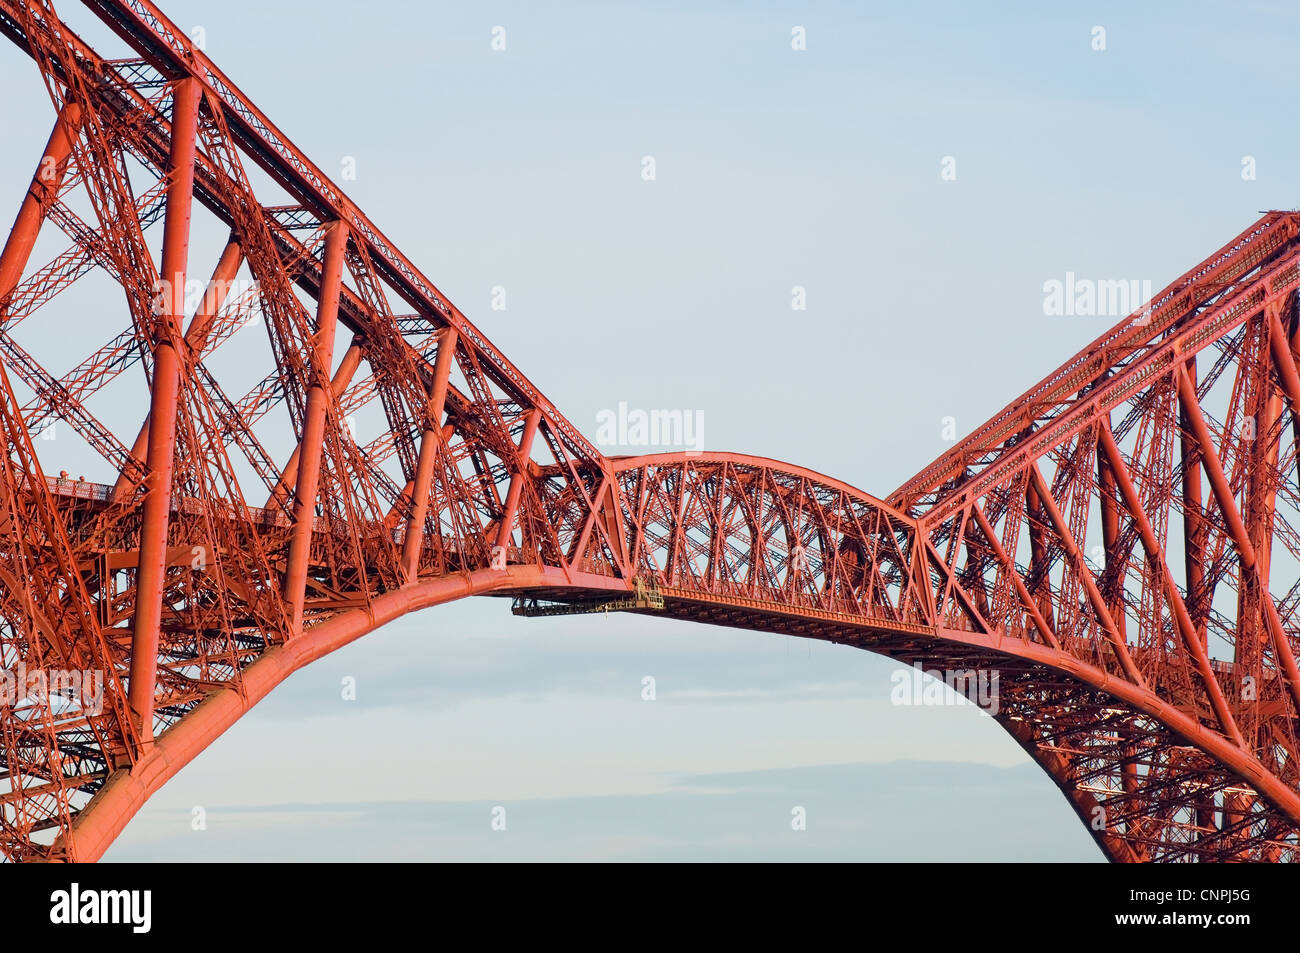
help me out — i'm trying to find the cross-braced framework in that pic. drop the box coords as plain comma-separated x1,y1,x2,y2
0,0,1298,863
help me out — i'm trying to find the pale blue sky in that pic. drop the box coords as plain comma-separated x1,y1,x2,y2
2,0,1296,860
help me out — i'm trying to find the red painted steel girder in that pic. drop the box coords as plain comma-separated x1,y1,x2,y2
0,0,1296,863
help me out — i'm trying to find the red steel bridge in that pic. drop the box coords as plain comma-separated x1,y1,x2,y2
1,0,1299,863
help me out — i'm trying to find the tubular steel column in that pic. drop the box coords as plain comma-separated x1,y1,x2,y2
1178,356,1208,648
1096,425,1244,746
1267,304,1300,415
1095,420,1127,639
114,235,244,497
0,102,82,304
494,408,542,558
283,220,347,632
128,77,201,741
1175,364,1300,718
402,327,458,578
1027,464,1145,688
266,340,363,510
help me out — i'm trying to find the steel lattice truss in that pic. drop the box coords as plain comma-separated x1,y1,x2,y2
0,0,1297,863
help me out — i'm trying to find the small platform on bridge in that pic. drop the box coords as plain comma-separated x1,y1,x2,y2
511,576,664,617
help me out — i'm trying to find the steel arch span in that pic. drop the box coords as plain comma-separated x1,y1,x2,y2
0,0,1298,863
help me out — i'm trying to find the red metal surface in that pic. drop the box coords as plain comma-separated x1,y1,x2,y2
0,0,1298,862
